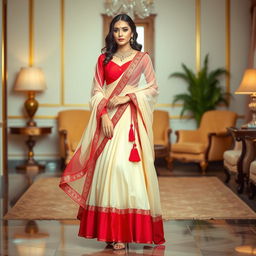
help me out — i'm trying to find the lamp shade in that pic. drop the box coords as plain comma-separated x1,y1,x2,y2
235,69,256,94
14,67,46,92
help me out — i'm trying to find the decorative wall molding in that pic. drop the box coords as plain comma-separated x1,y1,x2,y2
226,0,231,97
5,0,250,159
196,0,201,73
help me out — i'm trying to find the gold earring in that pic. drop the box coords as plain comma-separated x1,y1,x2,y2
130,37,134,44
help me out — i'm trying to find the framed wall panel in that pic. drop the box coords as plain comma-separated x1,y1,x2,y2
64,0,102,106
201,0,226,71
34,0,61,106
155,0,196,105
229,0,251,116
7,0,29,116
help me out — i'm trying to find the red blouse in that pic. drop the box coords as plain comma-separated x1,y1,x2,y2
97,54,132,116
98,54,132,85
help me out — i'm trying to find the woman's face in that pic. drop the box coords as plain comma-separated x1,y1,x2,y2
113,20,133,47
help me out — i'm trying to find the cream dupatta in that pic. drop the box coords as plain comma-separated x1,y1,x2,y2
59,51,162,220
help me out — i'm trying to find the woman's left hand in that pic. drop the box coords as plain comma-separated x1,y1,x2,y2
107,95,130,109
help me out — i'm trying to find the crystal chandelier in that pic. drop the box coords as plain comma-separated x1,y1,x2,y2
104,0,154,19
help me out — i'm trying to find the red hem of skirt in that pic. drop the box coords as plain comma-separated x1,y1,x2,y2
77,205,166,245
77,234,166,245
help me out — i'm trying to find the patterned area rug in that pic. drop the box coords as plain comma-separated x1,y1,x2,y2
4,176,256,220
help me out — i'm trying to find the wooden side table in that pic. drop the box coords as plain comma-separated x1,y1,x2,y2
227,127,256,194
9,126,52,176
154,144,172,174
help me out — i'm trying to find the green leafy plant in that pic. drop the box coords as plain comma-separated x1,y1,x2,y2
170,54,230,126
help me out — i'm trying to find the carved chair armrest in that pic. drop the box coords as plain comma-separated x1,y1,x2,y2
206,131,233,161
167,128,172,151
207,131,231,149
175,129,201,143
59,129,70,162
226,127,239,150
208,131,230,138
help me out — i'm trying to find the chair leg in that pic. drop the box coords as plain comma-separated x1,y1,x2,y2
224,167,231,184
248,181,256,200
200,161,208,175
60,157,66,170
167,156,173,171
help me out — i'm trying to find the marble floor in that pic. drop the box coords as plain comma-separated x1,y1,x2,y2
1,160,256,255
1,219,256,255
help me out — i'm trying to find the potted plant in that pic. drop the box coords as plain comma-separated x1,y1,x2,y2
170,54,229,126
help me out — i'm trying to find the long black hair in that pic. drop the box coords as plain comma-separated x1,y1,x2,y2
101,14,142,65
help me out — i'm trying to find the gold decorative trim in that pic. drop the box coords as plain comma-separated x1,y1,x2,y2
2,0,7,169
60,0,64,105
39,103,184,108
8,115,57,119
39,103,89,107
62,103,89,107
39,103,90,107
8,153,60,157
39,103,62,107
157,103,182,107
2,0,8,219
7,115,191,120
226,0,231,96
170,115,193,120
170,114,245,120
40,103,181,108
8,114,245,120
196,0,201,73
28,0,34,66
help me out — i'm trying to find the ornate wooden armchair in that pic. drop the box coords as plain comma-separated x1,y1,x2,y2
58,110,91,167
153,110,172,168
170,110,237,173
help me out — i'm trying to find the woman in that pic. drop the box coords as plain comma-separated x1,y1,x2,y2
59,14,165,251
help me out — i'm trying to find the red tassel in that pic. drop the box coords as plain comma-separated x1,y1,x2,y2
129,143,141,162
129,124,135,142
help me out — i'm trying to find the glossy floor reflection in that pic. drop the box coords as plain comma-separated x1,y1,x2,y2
2,161,256,255
1,219,256,255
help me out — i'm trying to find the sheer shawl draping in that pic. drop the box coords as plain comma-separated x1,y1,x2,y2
59,52,161,218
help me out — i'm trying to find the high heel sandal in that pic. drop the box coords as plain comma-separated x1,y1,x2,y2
113,242,129,251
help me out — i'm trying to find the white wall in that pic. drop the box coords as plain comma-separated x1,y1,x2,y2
155,0,198,135
230,0,252,114
7,0,251,160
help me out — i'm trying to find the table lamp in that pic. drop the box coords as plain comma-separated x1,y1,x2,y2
235,69,256,128
14,67,46,127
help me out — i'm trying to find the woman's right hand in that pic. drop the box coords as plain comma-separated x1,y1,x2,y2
101,114,114,138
